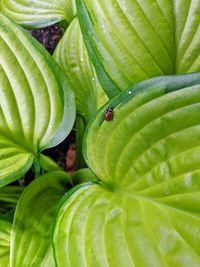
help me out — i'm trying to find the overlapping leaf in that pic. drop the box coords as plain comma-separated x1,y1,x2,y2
54,18,107,124
0,186,24,217
1,0,76,28
77,0,200,97
11,171,72,267
0,219,11,267
0,185,24,203
53,73,200,266
0,13,75,186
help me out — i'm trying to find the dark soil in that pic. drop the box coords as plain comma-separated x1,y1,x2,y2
29,24,63,54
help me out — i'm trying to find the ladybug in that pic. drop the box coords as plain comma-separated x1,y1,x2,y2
104,107,114,121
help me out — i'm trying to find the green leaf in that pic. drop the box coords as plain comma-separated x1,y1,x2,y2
40,154,62,172
1,0,76,28
0,13,75,186
71,168,98,184
53,73,200,266
54,17,107,168
54,18,108,124
11,171,72,267
77,0,200,97
84,73,200,190
53,182,200,267
0,185,24,203
0,219,11,267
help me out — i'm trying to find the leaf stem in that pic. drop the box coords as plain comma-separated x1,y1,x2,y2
33,154,41,178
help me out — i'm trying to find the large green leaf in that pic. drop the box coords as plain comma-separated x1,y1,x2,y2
11,171,72,267
1,0,76,28
53,182,200,267
54,18,107,124
0,219,11,267
0,13,75,186
84,73,200,189
53,73,200,266
77,0,200,97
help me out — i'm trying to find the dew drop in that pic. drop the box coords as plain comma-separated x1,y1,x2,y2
101,23,107,34
164,187,171,196
184,175,192,189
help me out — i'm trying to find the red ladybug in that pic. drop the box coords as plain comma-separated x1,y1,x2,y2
104,108,113,121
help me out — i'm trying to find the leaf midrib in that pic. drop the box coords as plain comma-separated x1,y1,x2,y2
0,131,37,155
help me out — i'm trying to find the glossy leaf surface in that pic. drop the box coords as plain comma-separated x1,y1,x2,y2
77,0,200,97
54,18,107,124
0,219,11,267
11,171,72,267
1,0,76,28
0,13,75,186
53,73,200,266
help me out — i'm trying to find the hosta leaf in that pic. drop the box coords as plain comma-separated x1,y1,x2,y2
0,13,75,186
0,185,24,203
1,0,76,28
11,171,72,267
175,1,200,73
77,0,200,97
54,18,108,124
53,182,200,267
0,219,11,267
84,73,200,189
